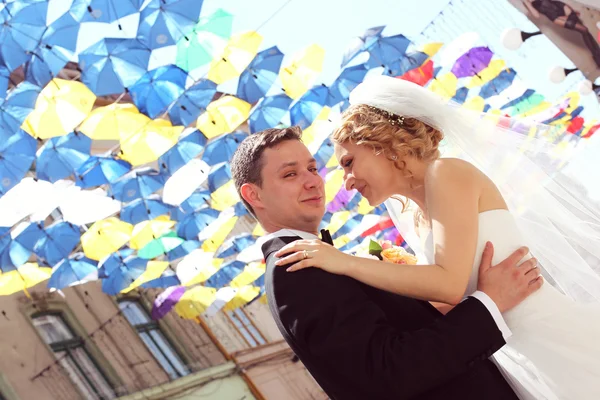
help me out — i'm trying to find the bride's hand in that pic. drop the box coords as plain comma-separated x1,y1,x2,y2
274,239,352,274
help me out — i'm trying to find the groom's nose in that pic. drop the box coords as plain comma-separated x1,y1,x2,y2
304,170,323,190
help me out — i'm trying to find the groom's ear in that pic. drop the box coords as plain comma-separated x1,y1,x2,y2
240,183,264,210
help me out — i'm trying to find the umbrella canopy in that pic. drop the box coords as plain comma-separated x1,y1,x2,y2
120,196,172,224
207,31,263,84
327,64,369,107
280,44,325,99
0,130,37,196
48,253,98,290
174,285,217,319
479,68,517,99
290,85,329,130
138,231,184,259
398,59,434,86
34,221,81,266
176,249,222,285
129,65,189,119
205,260,244,288
341,25,385,68
158,128,208,174
100,254,148,295
162,159,210,206
137,0,204,49
22,79,96,139
0,82,41,137
166,239,200,261
0,228,31,272
81,0,139,24
36,132,92,182
223,285,261,311
451,46,493,78
208,163,231,192
79,38,152,96
176,207,219,240
81,217,133,261
0,263,52,296
175,8,233,72
109,168,166,202
130,217,176,250
237,46,284,104
78,103,141,140
119,117,183,166
196,95,251,139
365,33,411,70
248,94,292,133
215,234,255,258
151,285,186,320
121,260,170,293
168,79,217,127
75,156,131,188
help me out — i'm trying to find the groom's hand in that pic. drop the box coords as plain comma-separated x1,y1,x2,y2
477,242,543,313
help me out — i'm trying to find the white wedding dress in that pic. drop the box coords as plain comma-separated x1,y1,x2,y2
419,209,600,400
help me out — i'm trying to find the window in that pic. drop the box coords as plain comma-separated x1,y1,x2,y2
118,300,189,380
32,313,115,400
225,308,267,347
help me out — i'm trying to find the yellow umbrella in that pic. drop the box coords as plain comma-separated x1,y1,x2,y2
22,79,96,139
229,262,265,288
196,96,251,139
252,223,266,237
356,197,374,215
208,31,263,84
177,250,223,286
0,263,52,296
130,217,176,249
78,103,141,140
326,211,351,235
175,285,217,318
121,261,170,293
324,169,345,204
420,42,444,57
210,180,240,211
201,215,238,252
223,285,261,311
429,72,458,100
119,117,183,166
463,96,485,112
303,107,332,149
280,44,325,99
81,217,133,261
467,60,506,88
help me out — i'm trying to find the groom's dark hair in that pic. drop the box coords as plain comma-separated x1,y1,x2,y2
231,126,303,217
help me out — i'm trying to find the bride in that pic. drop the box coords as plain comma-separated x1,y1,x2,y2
274,76,600,399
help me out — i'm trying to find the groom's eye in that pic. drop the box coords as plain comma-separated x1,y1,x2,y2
284,172,296,178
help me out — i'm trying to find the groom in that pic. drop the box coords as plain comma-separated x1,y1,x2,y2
231,126,539,399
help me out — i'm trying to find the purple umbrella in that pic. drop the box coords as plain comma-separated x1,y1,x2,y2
451,47,493,78
151,285,186,320
327,188,357,213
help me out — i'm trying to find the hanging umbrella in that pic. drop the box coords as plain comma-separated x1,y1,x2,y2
196,95,251,139
137,0,204,49
290,85,329,129
204,286,238,316
151,285,186,320
130,217,176,250
81,0,139,24
451,87,469,104
166,239,200,261
138,231,185,259
0,130,37,196
467,60,507,88
36,131,92,182
162,159,210,206
175,8,233,73
22,79,96,139
140,268,180,289
176,190,212,215
202,131,247,166
0,66,10,100
280,44,325,99
100,254,148,295
248,94,292,133
0,82,41,138
109,168,165,202
0,227,31,272
75,156,131,188
0,263,52,296
341,25,386,68
48,253,98,290
129,65,189,119
174,285,217,319
119,117,183,166
0,178,56,227
327,188,357,213
479,68,517,99
365,34,411,70
0,1,48,72
121,260,171,293
58,186,122,226
158,128,208,174
451,46,494,78
205,260,244,288
237,46,284,104
209,180,240,212
215,234,255,258
120,196,172,224
429,72,458,100
79,38,152,96
78,103,141,140
327,64,368,107
398,59,434,86
34,221,80,266
223,285,261,311
81,217,133,261
176,249,222,285
207,31,263,84
208,162,231,192
168,79,217,127
176,207,219,240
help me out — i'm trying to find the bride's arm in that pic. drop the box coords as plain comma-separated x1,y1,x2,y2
343,160,480,305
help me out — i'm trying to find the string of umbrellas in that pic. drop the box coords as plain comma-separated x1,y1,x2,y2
0,0,594,320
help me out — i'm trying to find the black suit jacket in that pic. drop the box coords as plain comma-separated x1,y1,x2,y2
263,236,517,400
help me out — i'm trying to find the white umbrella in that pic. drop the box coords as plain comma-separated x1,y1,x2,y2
0,178,55,227
176,249,220,285
162,159,210,206
59,187,121,226
204,287,237,316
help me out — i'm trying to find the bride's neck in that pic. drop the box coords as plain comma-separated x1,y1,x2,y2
392,157,430,212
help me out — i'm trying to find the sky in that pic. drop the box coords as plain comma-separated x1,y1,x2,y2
200,0,600,198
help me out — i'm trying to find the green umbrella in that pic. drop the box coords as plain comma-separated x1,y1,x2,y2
175,8,233,73
510,93,545,116
138,231,185,259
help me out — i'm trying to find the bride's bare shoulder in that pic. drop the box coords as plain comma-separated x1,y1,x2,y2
426,158,481,181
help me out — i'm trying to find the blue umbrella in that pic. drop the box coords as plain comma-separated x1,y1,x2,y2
313,138,335,170
79,38,152,96
168,79,217,126
101,254,148,295
365,34,411,70
248,94,292,133
479,68,517,99
141,268,181,289
12,222,46,252
129,65,189,118
237,46,284,104
0,66,10,99
75,156,131,188
36,132,92,182
327,64,368,107
233,202,248,217
388,51,430,77
0,130,37,196
341,25,385,68
158,128,208,174
176,207,219,240
34,222,81,266
205,260,244,289
202,131,247,166
500,89,535,110
166,239,200,261
290,85,329,130
0,81,41,139
451,87,469,104
208,162,231,192
170,190,211,220
98,249,135,278
0,1,47,71
0,228,31,272
137,0,204,49
215,234,255,258
109,167,165,202
120,196,172,224
331,214,363,239
48,254,98,290
81,0,140,24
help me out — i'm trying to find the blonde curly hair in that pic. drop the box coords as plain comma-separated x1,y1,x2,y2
332,104,444,212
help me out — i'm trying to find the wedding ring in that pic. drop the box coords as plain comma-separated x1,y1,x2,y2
303,250,308,260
